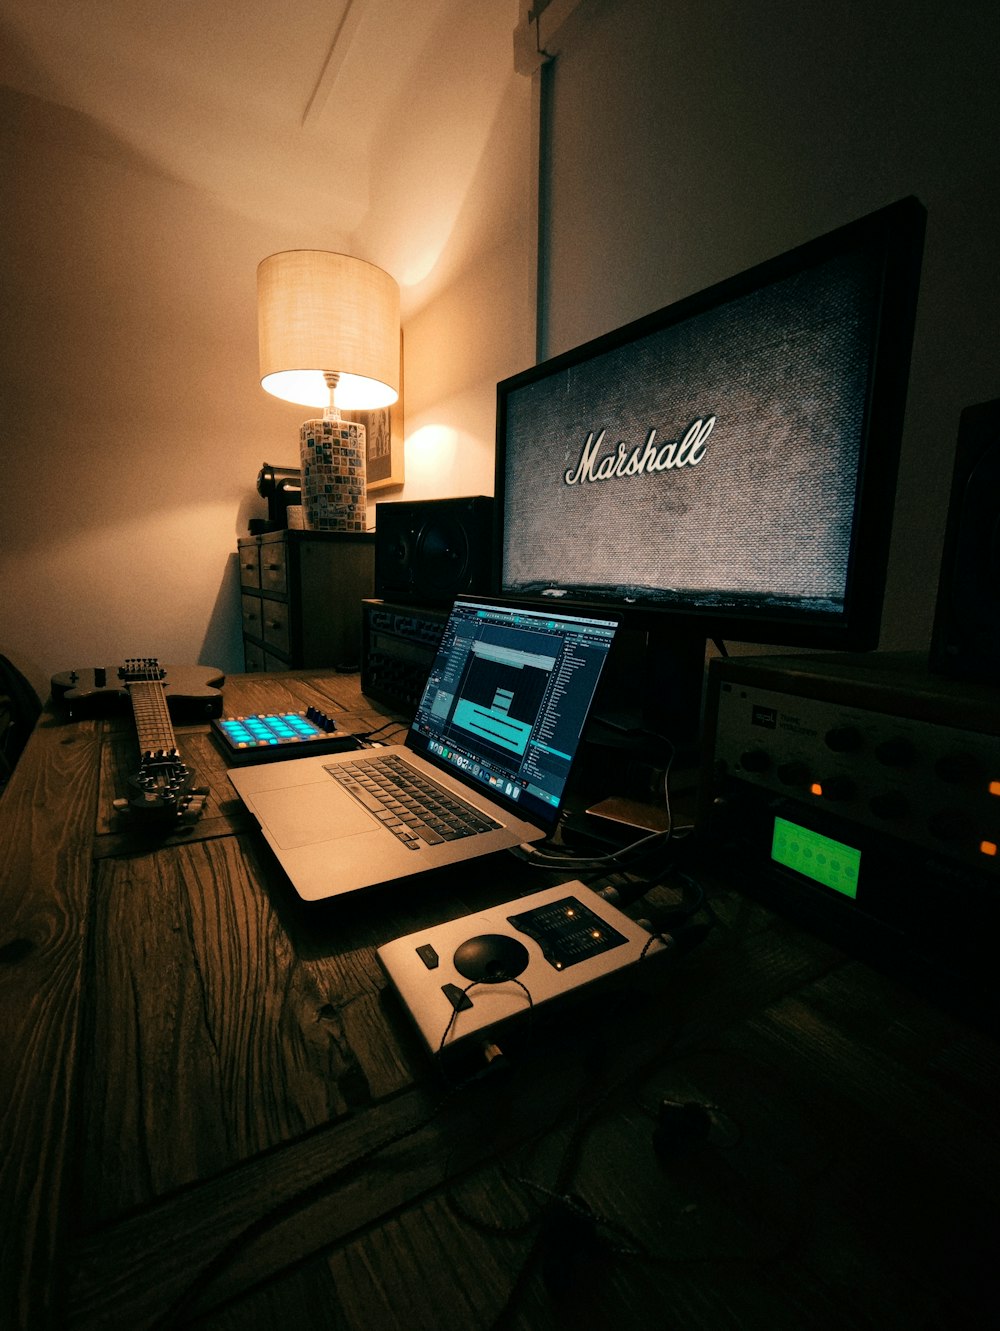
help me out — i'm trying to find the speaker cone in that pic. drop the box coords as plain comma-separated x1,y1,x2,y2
416,518,470,596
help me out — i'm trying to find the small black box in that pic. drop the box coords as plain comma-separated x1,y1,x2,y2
374,496,494,605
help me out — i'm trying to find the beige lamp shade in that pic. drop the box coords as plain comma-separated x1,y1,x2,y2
257,250,400,411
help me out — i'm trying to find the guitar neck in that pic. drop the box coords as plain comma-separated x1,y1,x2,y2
128,681,179,755
50,657,210,825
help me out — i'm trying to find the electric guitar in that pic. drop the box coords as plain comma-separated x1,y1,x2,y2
51,659,225,825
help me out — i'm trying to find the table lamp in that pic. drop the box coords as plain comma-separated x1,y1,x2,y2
257,250,400,531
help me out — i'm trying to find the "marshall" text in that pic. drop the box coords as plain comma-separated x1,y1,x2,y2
563,415,715,486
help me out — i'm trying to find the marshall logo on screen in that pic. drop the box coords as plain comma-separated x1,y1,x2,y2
501,248,880,617
563,416,715,486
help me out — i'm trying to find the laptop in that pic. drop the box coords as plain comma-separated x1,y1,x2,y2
228,598,618,901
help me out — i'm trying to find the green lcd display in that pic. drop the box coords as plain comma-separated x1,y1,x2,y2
771,817,861,900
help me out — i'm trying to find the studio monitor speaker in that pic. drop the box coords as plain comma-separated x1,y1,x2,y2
930,397,1000,683
374,496,494,605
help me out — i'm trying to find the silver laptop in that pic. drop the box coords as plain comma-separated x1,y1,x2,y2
228,598,618,900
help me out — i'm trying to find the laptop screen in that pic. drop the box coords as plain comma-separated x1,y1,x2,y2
407,599,618,827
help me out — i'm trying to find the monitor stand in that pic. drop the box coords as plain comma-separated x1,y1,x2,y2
593,625,707,751
571,627,707,835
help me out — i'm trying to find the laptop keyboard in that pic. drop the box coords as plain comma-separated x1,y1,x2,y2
324,753,501,850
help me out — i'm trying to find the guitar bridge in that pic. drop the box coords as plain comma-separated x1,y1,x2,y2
120,659,167,682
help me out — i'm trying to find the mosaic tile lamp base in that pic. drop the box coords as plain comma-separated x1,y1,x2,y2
300,411,367,532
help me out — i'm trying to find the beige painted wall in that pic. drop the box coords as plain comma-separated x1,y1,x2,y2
387,73,535,509
0,69,534,701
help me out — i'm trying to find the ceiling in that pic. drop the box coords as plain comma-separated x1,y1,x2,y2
0,0,519,304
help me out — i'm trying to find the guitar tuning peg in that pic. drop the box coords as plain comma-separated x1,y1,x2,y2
181,794,207,822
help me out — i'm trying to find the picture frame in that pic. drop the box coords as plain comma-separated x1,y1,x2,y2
345,332,405,492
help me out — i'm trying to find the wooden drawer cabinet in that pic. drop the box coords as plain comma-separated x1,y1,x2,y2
241,593,263,639
237,529,375,672
260,599,290,656
260,546,288,596
242,639,266,672
239,544,261,588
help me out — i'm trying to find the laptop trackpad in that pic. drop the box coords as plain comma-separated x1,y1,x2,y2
250,782,376,849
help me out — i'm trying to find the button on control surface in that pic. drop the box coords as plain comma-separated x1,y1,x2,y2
416,943,439,970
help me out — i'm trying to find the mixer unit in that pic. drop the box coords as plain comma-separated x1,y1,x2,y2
699,650,1000,1006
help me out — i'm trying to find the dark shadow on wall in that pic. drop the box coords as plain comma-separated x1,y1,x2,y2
199,552,244,676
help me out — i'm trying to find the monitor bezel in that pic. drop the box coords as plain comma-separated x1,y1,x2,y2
493,197,926,650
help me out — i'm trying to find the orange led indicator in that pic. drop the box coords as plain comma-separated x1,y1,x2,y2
810,782,823,797
989,781,1000,798
980,840,998,858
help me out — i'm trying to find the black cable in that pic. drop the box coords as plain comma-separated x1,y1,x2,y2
436,976,535,1078
513,729,679,875
475,1036,840,1328
480,1005,687,1327
150,1083,468,1328
511,823,673,873
358,719,408,744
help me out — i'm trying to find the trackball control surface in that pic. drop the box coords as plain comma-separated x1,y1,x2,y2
453,934,531,983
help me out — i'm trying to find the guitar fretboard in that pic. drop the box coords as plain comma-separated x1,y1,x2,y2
128,681,178,756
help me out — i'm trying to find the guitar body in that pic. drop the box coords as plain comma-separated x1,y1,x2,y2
51,660,226,826
51,663,225,721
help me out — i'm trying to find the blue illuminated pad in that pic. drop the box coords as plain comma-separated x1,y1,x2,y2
216,712,326,749
212,705,366,763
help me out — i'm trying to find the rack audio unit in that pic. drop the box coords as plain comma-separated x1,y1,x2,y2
698,650,1000,1009
361,599,448,714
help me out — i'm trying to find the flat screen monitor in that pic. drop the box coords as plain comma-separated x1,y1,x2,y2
495,198,925,652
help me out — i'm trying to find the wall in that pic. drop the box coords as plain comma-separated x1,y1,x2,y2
0,63,534,702
0,87,329,698
5,0,997,707
540,0,1000,652
383,73,536,508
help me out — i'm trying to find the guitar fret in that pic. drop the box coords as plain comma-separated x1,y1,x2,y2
129,682,178,754
50,657,219,827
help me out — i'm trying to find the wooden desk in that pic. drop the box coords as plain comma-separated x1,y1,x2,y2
2,671,999,1329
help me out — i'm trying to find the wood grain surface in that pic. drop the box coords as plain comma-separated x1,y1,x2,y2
3,670,1000,1330
0,713,103,1326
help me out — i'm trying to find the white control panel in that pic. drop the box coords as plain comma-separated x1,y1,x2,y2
377,881,667,1059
